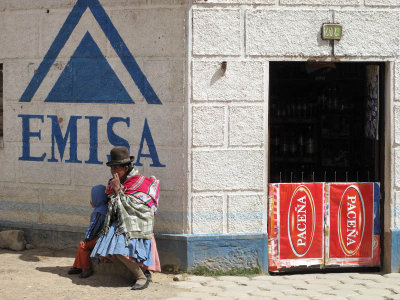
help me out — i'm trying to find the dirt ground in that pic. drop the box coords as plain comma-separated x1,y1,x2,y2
0,247,185,300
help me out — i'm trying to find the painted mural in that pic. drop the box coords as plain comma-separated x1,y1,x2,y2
18,0,165,167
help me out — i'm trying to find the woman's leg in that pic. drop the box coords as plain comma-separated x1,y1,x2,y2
113,254,148,290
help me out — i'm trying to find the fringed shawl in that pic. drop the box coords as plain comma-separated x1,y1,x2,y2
107,171,160,215
100,169,158,245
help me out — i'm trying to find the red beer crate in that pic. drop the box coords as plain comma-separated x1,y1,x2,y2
268,183,325,272
325,182,380,267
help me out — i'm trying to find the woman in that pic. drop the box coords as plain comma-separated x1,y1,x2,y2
91,146,161,290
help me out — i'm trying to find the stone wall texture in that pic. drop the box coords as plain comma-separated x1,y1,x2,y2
1,0,400,271
189,0,399,246
0,0,187,234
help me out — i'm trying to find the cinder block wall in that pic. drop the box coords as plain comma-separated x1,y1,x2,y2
189,0,399,271
0,0,187,243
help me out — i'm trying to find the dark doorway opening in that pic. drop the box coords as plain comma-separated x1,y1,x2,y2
269,62,385,185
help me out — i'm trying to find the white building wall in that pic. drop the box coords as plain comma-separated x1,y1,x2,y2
0,0,187,235
189,0,400,270
1,0,400,270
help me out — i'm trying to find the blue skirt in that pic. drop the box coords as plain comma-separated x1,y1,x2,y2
90,221,153,266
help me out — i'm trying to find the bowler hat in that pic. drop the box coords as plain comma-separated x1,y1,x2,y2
106,146,135,166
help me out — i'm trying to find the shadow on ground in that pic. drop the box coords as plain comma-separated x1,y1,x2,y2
36,265,133,288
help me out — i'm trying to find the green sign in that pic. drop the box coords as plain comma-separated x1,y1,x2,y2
322,24,342,40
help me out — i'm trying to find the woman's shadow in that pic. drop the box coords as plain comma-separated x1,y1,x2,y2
36,257,133,287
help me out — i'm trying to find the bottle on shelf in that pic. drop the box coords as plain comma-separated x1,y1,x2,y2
272,133,280,155
298,131,305,157
281,135,289,157
289,133,298,156
305,126,315,156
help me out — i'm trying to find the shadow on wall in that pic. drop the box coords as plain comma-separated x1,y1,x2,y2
210,63,226,86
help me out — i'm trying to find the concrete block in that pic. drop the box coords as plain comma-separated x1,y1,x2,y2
71,146,110,186
120,0,148,5
227,194,264,233
280,0,360,4
3,60,40,102
4,102,45,143
16,145,72,185
192,195,223,234
365,0,400,6
148,0,187,5
193,8,241,56
194,0,274,3
334,11,399,57
192,150,264,191
0,230,26,251
154,191,186,233
229,105,264,146
192,106,225,147
143,147,185,191
390,192,400,228
396,148,400,188
393,192,400,229
39,186,92,206
0,12,40,59
0,182,40,205
39,213,89,227
41,203,91,217
158,191,186,214
395,106,400,144
7,0,75,10
109,8,185,58
0,210,40,224
142,60,185,103
246,9,331,57
109,103,185,148
0,143,17,183
8,103,109,144
154,220,184,234
395,62,400,101
193,61,264,101
103,57,145,102
0,200,40,215
39,9,109,59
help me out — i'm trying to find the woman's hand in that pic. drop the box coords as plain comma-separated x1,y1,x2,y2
110,173,121,194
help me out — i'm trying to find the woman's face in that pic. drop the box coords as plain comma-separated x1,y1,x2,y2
110,165,129,181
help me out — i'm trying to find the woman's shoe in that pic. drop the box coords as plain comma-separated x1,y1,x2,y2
144,270,152,282
79,269,93,278
131,277,149,290
68,267,82,275
132,270,152,285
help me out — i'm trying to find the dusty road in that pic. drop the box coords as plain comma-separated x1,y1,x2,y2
2,247,400,299
0,247,184,300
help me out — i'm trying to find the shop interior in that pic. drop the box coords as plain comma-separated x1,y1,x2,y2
269,62,384,184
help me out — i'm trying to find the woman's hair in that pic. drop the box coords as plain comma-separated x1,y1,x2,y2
121,162,134,174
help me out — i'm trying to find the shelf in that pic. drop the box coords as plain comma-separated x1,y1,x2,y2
270,117,318,124
271,156,318,164
321,135,350,140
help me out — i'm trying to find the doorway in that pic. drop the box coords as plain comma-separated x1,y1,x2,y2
268,62,385,271
269,62,384,185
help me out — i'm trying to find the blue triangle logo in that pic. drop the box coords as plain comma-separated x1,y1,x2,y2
46,32,133,103
20,0,161,105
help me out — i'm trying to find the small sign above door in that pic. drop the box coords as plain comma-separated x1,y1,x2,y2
321,23,342,40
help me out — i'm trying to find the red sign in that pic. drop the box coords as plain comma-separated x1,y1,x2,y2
328,183,373,259
279,183,324,260
268,182,380,272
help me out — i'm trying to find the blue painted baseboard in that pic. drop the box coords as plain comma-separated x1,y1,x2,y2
155,233,268,273
391,228,400,272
